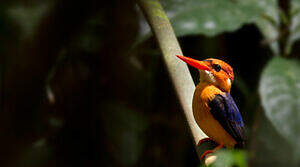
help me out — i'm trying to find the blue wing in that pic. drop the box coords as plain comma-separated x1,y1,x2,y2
208,93,245,148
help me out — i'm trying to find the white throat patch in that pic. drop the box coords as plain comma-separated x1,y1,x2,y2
204,70,216,83
227,78,231,87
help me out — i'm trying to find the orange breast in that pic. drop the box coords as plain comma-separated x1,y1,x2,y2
193,83,236,148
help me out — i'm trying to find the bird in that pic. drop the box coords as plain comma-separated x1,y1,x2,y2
176,55,245,160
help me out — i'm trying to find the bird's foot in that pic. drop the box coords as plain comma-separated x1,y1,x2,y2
197,137,213,146
200,143,224,161
200,150,214,161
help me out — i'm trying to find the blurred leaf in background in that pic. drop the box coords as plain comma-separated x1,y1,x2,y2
259,57,300,165
161,0,264,37
6,1,52,39
254,0,279,55
251,111,296,167
138,0,275,39
208,150,248,167
289,0,300,51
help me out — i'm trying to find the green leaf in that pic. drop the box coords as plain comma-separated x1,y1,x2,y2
138,0,282,54
137,0,281,54
6,2,52,39
165,0,265,37
254,0,280,55
289,0,300,46
254,0,300,56
138,0,266,39
210,150,248,167
252,112,297,167
259,57,300,160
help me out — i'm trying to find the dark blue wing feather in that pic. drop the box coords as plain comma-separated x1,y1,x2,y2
208,93,245,147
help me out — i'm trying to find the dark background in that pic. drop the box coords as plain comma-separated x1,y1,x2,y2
0,0,297,166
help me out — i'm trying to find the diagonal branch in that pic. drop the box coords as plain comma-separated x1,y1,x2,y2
137,0,215,163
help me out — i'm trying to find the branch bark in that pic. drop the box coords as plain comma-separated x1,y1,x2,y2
137,0,215,164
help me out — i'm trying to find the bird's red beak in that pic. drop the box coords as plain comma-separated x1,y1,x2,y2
176,55,210,71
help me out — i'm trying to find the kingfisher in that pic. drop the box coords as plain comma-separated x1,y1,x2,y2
176,55,245,160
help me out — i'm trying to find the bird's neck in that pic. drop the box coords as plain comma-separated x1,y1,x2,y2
197,81,229,94
195,82,225,102
196,82,214,94
197,81,212,90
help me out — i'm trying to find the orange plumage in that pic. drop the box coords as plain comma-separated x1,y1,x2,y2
193,83,236,148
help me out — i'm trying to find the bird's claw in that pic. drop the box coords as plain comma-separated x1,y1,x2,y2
200,150,214,161
197,137,213,147
199,143,224,161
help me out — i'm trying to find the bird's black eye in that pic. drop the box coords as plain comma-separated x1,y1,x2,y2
213,64,221,72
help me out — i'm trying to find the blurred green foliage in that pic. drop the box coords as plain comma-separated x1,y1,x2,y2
140,0,267,37
252,111,296,167
259,57,300,163
7,1,52,39
210,150,248,167
1,0,300,167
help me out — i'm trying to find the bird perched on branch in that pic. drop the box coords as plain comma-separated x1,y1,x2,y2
176,55,245,160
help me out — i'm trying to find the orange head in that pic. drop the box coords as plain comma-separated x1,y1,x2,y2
176,55,234,92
